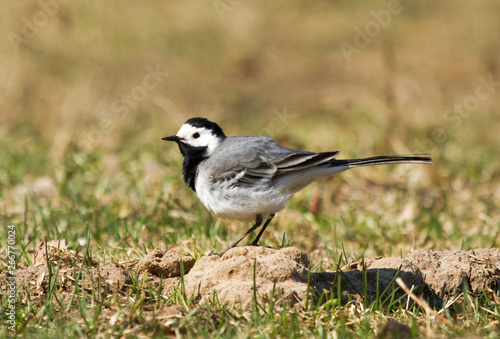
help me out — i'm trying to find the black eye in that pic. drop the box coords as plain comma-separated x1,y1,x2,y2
192,132,200,139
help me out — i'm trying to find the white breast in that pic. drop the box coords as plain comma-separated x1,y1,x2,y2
194,171,292,222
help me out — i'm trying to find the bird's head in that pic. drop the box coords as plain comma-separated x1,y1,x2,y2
163,117,226,157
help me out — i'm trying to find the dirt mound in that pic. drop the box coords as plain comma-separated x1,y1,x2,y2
3,244,499,312
184,246,311,309
406,249,500,297
136,247,196,278
137,246,500,309
341,249,500,301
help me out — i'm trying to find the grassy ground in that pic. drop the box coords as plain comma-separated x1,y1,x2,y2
1,0,500,337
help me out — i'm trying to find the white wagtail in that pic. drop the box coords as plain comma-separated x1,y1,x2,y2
163,117,432,251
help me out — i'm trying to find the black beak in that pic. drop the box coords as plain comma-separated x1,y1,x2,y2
162,135,181,142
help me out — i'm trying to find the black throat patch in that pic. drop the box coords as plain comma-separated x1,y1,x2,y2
177,142,208,192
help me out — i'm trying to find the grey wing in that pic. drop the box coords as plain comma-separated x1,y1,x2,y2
205,136,340,188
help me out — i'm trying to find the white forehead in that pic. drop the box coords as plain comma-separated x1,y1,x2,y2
176,123,209,138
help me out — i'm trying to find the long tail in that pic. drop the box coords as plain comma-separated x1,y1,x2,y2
329,155,432,168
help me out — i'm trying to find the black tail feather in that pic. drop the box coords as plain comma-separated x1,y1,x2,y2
329,155,433,168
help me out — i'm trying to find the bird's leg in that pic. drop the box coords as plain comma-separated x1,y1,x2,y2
225,215,263,251
250,214,275,246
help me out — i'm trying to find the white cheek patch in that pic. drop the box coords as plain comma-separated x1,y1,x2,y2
198,134,221,155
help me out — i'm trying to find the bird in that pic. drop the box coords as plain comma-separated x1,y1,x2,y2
163,117,432,251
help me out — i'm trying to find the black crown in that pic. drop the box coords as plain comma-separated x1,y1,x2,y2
185,117,226,138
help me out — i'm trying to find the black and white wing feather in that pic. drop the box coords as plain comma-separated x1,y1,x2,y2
204,136,339,188
202,135,432,191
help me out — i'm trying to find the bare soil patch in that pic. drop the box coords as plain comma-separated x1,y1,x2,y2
3,244,499,312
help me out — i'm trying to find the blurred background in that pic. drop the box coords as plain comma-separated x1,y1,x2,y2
1,0,499,257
